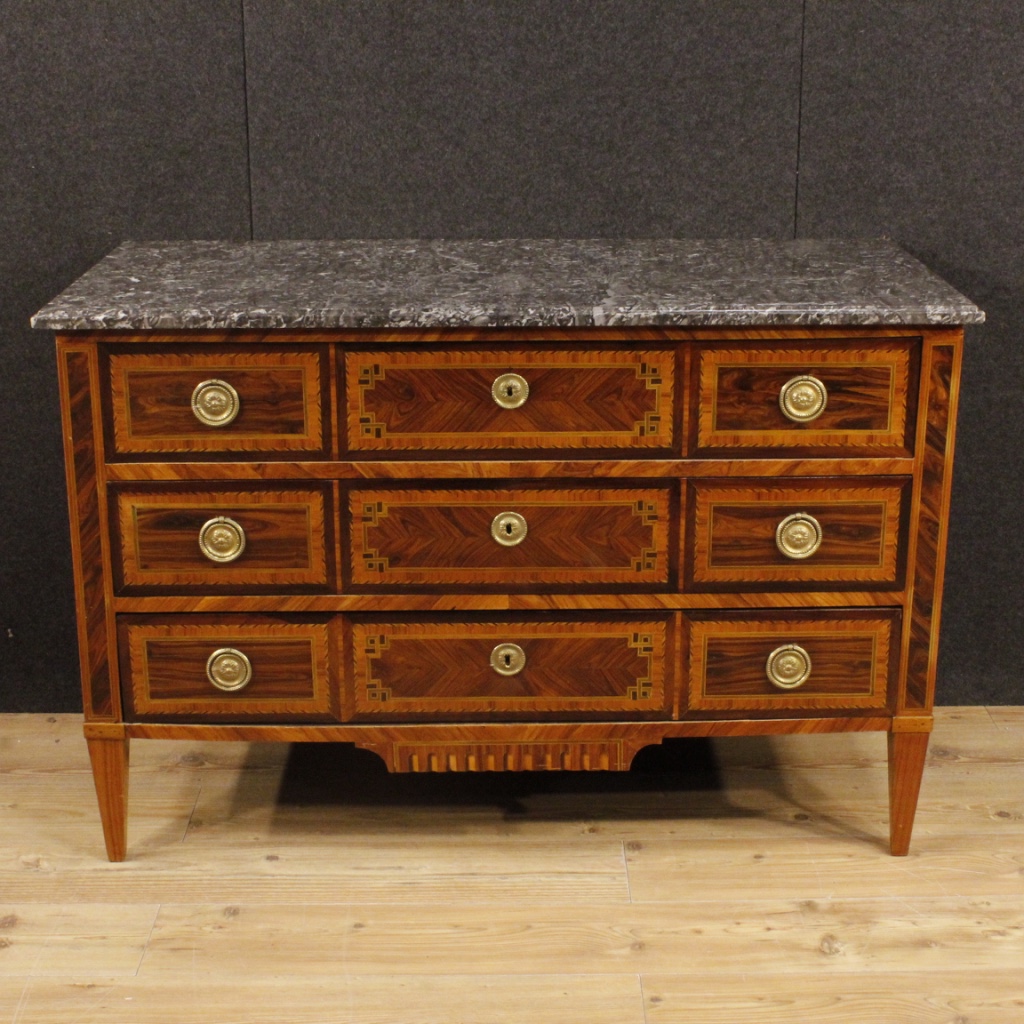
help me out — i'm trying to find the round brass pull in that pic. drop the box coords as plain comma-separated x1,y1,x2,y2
779,375,827,423
491,511,528,547
490,642,526,676
206,648,253,692
191,379,240,427
765,644,812,690
198,516,247,563
775,512,823,559
492,373,529,409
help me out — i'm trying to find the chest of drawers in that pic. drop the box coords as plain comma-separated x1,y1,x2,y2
33,239,983,860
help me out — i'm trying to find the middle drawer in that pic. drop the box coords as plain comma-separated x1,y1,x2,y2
347,485,673,590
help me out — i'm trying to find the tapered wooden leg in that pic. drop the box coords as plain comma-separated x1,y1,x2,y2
887,728,929,856
86,735,130,861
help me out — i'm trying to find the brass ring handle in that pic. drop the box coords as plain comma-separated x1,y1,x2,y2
765,644,812,690
492,373,529,409
490,642,526,676
779,375,827,423
198,516,247,563
491,511,528,547
775,512,823,559
191,379,240,427
206,648,253,692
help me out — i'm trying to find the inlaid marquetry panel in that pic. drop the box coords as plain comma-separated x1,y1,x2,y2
349,618,669,719
686,610,898,712
348,486,671,588
344,347,674,452
693,339,917,455
686,478,908,589
113,487,332,592
106,346,327,455
119,616,335,721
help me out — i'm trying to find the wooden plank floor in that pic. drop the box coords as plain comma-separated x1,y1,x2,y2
1,707,1023,1023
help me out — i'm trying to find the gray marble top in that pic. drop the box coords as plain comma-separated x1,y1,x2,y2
31,239,984,330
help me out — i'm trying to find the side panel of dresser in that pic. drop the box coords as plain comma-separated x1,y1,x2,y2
887,331,963,854
57,337,129,861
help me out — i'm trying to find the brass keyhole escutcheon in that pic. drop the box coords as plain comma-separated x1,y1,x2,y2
206,648,253,692
765,644,812,690
491,511,528,547
775,512,823,559
492,372,529,409
779,374,827,423
490,642,527,676
191,379,241,427
198,516,247,563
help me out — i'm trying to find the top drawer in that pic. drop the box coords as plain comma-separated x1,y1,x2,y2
105,347,329,457
692,339,918,456
344,347,675,454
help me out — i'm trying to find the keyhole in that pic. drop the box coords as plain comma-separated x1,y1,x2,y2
505,521,513,535
506,384,515,397
504,653,512,667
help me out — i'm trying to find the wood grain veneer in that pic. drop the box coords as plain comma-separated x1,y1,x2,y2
686,478,908,589
347,485,672,589
348,617,669,720
692,338,918,456
106,345,328,456
55,323,965,859
113,485,332,592
345,346,674,453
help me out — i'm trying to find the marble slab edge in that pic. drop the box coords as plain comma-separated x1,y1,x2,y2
30,238,985,330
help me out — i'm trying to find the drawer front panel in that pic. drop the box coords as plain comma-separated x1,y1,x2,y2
686,479,908,589
113,487,332,592
119,617,335,721
693,340,916,455
345,348,674,452
686,611,898,712
348,486,672,588
349,618,669,719
107,347,327,455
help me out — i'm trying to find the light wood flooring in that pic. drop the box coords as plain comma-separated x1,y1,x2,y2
2,707,1023,1023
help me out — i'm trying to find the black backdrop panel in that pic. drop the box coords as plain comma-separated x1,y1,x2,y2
2,1,1020,710
799,0,1024,702
0,1,250,711
244,0,803,238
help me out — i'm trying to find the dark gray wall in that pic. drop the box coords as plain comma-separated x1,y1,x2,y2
1,0,1020,711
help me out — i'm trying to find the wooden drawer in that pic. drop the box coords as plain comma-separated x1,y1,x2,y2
348,485,672,589
692,339,917,456
349,617,670,720
112,486,333,593
686,611,898,712
119,616,335,721
345,347,674,453
106,346,328,456
685,479,909,589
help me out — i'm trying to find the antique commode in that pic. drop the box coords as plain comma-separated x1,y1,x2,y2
32,239,984,860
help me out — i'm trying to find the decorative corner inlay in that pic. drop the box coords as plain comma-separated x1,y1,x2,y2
359,500,390,572
633,363,664,439
627,631,655,701
363,634,392,702
632,548,659,573
636,411,662,438
357,363,387,439
633,499,659,526
636,362,662,387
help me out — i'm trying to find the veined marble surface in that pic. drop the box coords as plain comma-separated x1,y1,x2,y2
31,238,984,330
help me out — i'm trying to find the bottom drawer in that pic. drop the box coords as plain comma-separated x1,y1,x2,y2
686,610,899,712
349,617,670,720
119,616,335,721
